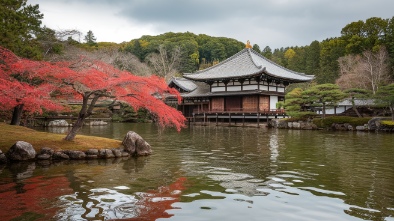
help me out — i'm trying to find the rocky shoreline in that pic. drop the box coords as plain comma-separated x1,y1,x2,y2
269,117,394,132
0,131,151,165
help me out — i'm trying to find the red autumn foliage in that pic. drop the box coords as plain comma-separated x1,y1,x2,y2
0,46,186,138
0,47,63,115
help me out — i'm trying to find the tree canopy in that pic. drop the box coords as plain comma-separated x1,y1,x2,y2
0,0,44,59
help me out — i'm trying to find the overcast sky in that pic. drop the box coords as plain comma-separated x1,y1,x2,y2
30,0,394,49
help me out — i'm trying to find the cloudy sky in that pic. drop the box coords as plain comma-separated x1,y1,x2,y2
30,0,393,49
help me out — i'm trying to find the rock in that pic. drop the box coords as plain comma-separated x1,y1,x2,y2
292,122,301,129
86,149,99,155
65,150,86,160
332,123,348,131
90,120,108,126
53,151,70,160
36,154,51,160
356,125,366,131
6,141,36,161
287,122,293,128
368,117,392,131
268,119,288,128
112,148,122,158
121,152,130,157
48,120,69,127
86,155,98,159
122,131,152,156
0,150,7,164
99,149,115,158
38,147,54,156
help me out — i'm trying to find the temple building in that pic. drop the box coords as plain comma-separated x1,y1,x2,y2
168,42,314,125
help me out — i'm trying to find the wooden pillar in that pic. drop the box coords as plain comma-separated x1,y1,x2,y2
242,113,245,127
257,113,260,128
229,113,231,126
193,113,195,125
203,113,206,126
215,113,218,126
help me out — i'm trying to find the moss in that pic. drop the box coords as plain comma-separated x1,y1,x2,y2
312,116,371,128
381,120,394,127
0,123,121,153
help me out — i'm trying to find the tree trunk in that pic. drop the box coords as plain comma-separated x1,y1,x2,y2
64,93,100,141
351,97,362,118
322,103,326,119
352,106,362,118
64,115,85,141
10,104,24,125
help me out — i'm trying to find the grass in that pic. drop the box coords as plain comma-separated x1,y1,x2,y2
381,120,394,127
0,123,122,153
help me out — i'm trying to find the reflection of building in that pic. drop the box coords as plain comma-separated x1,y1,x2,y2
169,45,314,124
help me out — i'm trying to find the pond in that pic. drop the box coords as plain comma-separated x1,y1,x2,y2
1,123,394,220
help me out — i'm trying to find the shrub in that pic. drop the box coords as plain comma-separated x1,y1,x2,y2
312,116,371,128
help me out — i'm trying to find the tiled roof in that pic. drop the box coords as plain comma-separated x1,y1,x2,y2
169,77,198,92
182,81,210,97
184,48,314,82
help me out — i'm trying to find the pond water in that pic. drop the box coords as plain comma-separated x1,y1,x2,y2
1,123,394,221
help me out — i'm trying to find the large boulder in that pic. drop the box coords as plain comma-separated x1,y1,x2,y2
48,120,69,127
6,141,36,161
122,131,152,156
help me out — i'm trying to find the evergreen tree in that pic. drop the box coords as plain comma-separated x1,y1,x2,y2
0,0,44,59
261,46,272,59
303,84,346,119
84,30,97,46
305,40,321,75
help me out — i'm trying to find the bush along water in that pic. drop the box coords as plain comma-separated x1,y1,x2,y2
269,116,394,132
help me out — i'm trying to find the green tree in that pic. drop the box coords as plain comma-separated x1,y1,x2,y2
375,83,394,120
284,88,315,118
84,30,97,46
384,16,394,77
261,46,273,59
341,17,388,54
0,0,44,59
305,40,321,75
252,44,261,53
318,38,346,83
303,84,347,119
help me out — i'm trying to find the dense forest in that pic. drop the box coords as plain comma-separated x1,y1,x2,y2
1,1,394,121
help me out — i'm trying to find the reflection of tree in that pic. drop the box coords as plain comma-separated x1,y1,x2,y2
0,171,72,220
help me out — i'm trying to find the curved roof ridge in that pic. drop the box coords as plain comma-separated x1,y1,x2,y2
246,48,263,70
249,49,310,77
185,48,251,75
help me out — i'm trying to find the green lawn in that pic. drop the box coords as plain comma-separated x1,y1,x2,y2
0,123,122,153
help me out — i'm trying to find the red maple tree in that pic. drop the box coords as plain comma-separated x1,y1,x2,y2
0,46,186,140
0,47,63,125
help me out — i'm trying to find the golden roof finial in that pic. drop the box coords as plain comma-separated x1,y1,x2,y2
245,40,252,49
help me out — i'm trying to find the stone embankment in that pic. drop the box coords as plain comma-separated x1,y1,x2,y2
269,117,393,132
0,131,151,164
